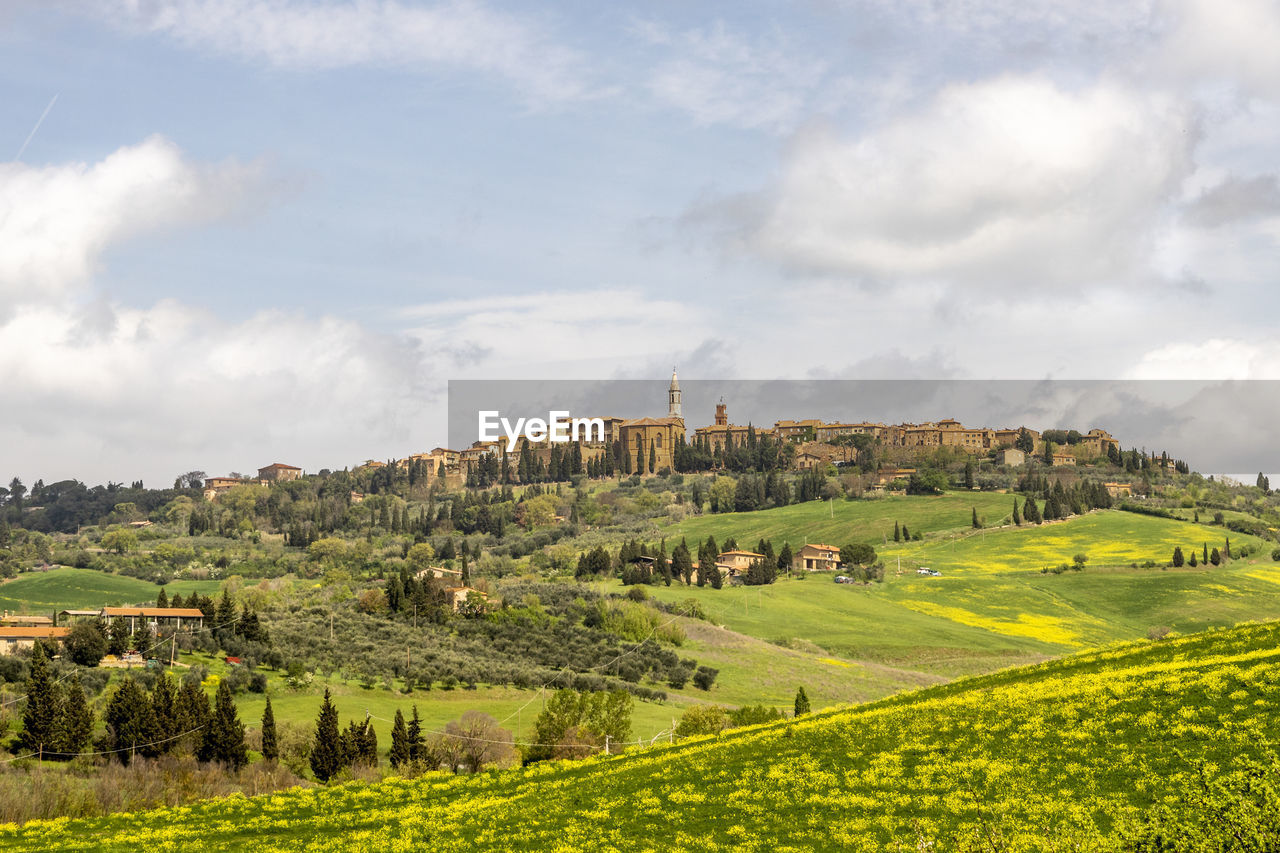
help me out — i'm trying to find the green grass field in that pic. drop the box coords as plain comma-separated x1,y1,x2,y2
0,568,221,615
883,509,1268,573
661,490,1017,549
10,620,1280,851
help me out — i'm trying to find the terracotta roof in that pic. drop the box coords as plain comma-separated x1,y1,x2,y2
0,615,52,625
619,416,683,427
101,607,206,618
801,544,841,552
718,550,765,558
0,627,69,639
261,462,301,470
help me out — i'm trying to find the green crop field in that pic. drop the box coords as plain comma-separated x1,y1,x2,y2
0,568,221,615
9,620,1279,851
883,509,1268,574
661,490,1017,549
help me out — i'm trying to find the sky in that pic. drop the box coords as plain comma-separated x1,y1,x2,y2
1,0,1278,487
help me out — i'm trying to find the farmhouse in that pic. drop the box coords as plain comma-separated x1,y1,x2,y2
997,448,1026,467
100,607,206,633
0,626,69,656
257,462,302,482
443,586,488,613
794,544,841,572
0,612,52,627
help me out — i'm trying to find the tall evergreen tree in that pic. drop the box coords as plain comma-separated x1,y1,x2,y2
778,542,793,576
893,521,901,543
261,697,278,762
156,587,169,609
202,680,248,770
649,440,657,474
311,688,343,782
104,678,155,764
972,507,981,529
107,617,129,656
19,642,58,758
389,708,410,769
794,687,810,717
57,675,94,758
1012,498,1022,526
408,705,424,763
1172,546,1185,567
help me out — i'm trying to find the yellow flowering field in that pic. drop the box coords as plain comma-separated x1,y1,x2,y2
5,621,1280,851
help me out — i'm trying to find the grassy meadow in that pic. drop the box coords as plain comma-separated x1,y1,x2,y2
9,619,1280,851
661,489,1017,549
0,568,221,615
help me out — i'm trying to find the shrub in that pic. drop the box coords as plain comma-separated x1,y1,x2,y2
675,705,728,738
692,665,718,691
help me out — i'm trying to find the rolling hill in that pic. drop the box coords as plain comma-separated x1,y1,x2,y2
7,620,1279,850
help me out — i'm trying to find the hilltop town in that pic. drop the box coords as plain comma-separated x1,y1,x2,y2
201,372,1127,499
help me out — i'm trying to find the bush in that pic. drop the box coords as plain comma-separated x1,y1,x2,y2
674,705,728,738
692,665,718,691
1272,547,1280,562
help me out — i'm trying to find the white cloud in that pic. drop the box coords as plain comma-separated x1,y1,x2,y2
409,290,710,378
0,135,435,485
641,21,830,131
0,135,260,308
106,0,593,104
1126,339,1280,379
1159,0,1280,100
712,76,1195,289
0,298,436,485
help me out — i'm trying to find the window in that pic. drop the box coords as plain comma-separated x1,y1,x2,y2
657,434,663,448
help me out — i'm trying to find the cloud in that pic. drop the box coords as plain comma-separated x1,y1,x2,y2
0,298,436,484
639,21,830,131
0,134,435,485
0,135,262,309
409,289,711,378
1126,339,1280,379
1183,174,1280,227
105,0,594,105
701,76,1195,289
1159,0,1280,100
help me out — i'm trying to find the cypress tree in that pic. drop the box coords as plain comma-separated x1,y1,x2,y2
311,688,343,782
1204,543,1209,564
1210,547,1221,566
1012,498,1022,526
901,524,910,540
972,507,980,529
390,708,410,769
649,440,657,474
107,617,129,656
151,673,178,747
1172,546,1185,567
1225,537,1231,559
408,705,424,763
156,587,169,609
794,687,810,717
203,680,247,770
104,678,155,765
778,542,793,576
20,642,58,759
1189,550,1198,567
261,697,278,762
893,521,901,542
58,675,94,758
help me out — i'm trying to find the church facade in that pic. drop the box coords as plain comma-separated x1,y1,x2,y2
615,370,685,474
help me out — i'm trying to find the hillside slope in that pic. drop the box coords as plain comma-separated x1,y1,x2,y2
6,621,1280,851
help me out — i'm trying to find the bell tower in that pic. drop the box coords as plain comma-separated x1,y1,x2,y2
715,397,727,426
668,368,682,418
